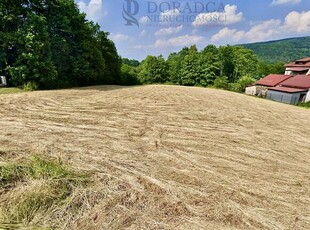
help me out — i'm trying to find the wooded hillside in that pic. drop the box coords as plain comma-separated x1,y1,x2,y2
240,36,310,63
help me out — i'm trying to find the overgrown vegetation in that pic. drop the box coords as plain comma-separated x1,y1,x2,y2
0,155,89,227
298,101,310,108
0,0,121,89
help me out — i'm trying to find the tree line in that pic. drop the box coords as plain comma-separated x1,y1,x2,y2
121,45,285,92
0,1,285,91
0,0,121,89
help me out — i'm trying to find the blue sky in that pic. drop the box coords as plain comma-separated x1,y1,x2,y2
76,0,310,60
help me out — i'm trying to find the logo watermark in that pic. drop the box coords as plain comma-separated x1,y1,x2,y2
122,0,140,27
122,1,228,27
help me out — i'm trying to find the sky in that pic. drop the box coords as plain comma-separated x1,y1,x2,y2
75,0,310,60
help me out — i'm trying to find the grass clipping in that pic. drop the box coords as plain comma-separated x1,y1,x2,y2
0,155,89,228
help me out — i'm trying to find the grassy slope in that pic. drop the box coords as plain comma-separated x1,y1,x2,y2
0,85,310,229
239,36,310,63
0,88,24,95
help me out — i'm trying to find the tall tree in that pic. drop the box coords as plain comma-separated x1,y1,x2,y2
180,45,200,86
138,55,168,84
0,0,121,89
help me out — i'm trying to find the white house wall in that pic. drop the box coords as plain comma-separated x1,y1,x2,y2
305,90,310,102
245,86,257,95
285,70,292,75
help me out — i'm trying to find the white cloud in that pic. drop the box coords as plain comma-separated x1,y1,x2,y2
155,35,204,48
139,16,149,25
271,0,301,6
212,19,281,43
211,28,245,42
77,0,106,22
245,19,282,42
139,30,147,37
160,9,181,17
110,33,130,42
155,25,183,36
284,11,310,33
193,5,243,27
212,10,310,43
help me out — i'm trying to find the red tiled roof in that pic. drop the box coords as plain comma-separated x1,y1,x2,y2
268,87,308,93
286,67,309,72
296,57,310,63
280,75,310,89
285,63,310,68
255,74,292,87
285,57,310,68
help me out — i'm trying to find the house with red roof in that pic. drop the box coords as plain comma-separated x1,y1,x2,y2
245,74,292,96
245,57,310,104
285,57,310,76
267,75,310,104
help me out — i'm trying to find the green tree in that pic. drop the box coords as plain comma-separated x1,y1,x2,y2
213,76,229,90
122,58,140,67
138,55,168,84
230,75,255,92
121,64,139,85
257,61,285,78
179,45,200,86
219,46,258,83
199,45,221,86
167,52,181,84
0,0,121,89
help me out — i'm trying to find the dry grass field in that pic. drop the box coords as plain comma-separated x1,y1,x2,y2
0,85,310,229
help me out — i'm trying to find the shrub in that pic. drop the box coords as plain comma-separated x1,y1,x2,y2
213,76,229,90
297,101,310,108
23,82,39,91
228,75,255,93
236,75,255,92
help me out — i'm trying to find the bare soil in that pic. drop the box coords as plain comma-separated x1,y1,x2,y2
0,85,310,229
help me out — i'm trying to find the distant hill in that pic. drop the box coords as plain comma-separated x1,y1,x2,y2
239,36,310,63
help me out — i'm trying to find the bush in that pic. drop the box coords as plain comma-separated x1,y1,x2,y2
228,83,241,92
120,64,140,86
23,82,39,91
213,76,229,90
237,75,255,92
298,101,310,108
228,75,255,93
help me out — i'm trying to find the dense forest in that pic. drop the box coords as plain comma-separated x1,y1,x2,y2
0,0,121,89
240,37,310,63
122,45,285,92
